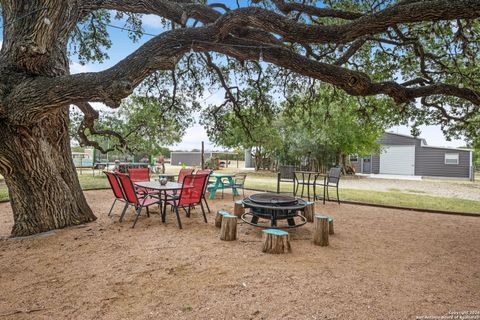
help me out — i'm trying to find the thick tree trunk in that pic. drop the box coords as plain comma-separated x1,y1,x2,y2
0,1,96,237
0,109,96,237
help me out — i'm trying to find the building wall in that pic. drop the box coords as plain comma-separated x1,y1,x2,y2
371,132,471,178
351,160,361,173
377,133,419,146
371,133,419,174
415,147,471,178
372,155,380,174
170,152,212,167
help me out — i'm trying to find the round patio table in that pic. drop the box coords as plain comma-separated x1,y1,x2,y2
134,181,184,226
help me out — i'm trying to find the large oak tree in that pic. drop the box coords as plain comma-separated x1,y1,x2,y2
1,0,479,236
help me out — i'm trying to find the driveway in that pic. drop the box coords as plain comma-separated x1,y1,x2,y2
247,175,480,202
340,177,480,201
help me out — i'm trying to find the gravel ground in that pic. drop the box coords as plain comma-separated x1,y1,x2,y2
339,178,480,201
0,190,479,319
248,176,480,201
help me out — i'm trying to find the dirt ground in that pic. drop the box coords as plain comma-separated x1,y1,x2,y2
0,190,479,320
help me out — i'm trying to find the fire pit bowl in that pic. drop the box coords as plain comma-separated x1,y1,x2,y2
241,193,308,229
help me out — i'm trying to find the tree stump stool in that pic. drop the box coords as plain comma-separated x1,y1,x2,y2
313,215,329,246
215,210,229,228
220,214,237,241
328,218,334,235
234,200,245,218
303,201,315,222
262,229,291,254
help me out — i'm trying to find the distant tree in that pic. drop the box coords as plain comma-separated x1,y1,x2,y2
277,85,398,171
71,95,196,157
202,86,282,170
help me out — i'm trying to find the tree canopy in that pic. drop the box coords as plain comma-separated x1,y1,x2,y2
1,0,480,236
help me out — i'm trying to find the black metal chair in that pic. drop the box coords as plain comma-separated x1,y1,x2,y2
293,171,317,201
315,167,341,204
276,165,295,194
232,173,247,200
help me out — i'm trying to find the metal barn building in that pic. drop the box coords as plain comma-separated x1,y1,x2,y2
170,152,213,167
352,132,474,179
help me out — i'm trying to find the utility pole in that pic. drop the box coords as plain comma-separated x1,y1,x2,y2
201,141,205,169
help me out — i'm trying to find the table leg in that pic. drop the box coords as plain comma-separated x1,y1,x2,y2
162,190,167,223
208,178,221,200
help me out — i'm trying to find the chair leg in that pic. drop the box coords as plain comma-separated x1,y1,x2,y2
146,206,150,217
187,205,191,218
203,196,211,213
174,206,183,229
326,185,330,201
108,198,117,216
242,187,245,198
132,206,142,228
336,186,340,205
199,201,208,223
119,202,129,222
323,185,326,205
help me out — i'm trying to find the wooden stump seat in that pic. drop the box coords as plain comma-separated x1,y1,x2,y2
262,229,291,254
313,215,329,246
328,218,334,235
303,201,315,222
234,200,245,218
215,210,230,228
220,214,237,241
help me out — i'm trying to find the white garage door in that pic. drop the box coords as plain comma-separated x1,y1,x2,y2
379,146,415,175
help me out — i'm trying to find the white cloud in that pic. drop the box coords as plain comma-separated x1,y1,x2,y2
69,62,94,74
169,123,218,151
141,14,164,29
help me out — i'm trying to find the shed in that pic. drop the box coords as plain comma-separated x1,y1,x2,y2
170,152,213,167
351,132,473,180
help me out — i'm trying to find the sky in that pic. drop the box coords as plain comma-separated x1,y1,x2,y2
2,6,468,150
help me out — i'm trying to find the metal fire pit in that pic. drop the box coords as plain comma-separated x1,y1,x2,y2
241,193,308,229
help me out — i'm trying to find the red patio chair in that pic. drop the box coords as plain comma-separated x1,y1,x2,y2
166,168,195,198
177,168,194,183
116,172,161,227
128,168,150,182
196,169,213,213
166,174,209,229
128,167,157,197
104,171,127,217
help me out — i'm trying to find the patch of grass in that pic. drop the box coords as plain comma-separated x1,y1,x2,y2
388,188,426,194
0,174,110,202
245,180,480,214
77,174,110,190
0,188,9,202
181,305,193,312
1,172,479,214
405,189,426,194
